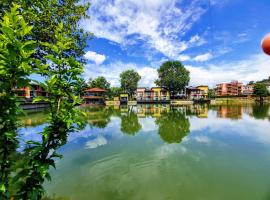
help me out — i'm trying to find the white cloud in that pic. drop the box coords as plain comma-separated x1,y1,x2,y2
193,53,213,62
84,51,106,65
187,54,270,87
83,0,207,59
84,61,158,87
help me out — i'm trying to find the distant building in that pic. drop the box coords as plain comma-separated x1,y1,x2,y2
120,93,129,104
186,86,208,100
215,81,243,96
136,87,170,103
84,88,106,105
14,82,47,98
242,84,254,95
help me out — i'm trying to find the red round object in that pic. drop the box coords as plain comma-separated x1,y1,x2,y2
262,34,270,55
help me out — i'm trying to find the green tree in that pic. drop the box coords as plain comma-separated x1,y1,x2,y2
156,109,190,143
120,70,141,97
155,61,190,98
108,87,122,99
0,0,91,63
89,76,110,90
253,83,269,101
208,89,215,99
0,4,37,199
74,78,88,98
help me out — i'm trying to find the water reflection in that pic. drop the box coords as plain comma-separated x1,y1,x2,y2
156,108,190,143
120,108,142,135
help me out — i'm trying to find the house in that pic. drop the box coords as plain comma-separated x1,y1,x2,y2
215,81,243,96
196,86,209,99
84,88,106,105
151,87,170,101
186,86,207,100
14,81,47,99
120,93,129,104
136,87,170,103
242,84,254,95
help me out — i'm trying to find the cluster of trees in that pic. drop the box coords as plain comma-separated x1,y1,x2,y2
85,61,190,99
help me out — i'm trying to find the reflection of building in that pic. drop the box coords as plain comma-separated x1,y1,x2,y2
136,104,170,118
136,87,170,103
84,88,106,105
186,86,208,100
14,82,47,98
215,81,243,96
216,106,243,119
186,104,208,118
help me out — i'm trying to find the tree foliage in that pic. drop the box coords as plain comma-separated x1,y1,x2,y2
89,76,110,90
0,4,37,198
155,61,190,97
120,70,141,97
0,1,90,199
253,83,269,101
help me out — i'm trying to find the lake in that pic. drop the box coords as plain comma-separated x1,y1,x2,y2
19,104,270,200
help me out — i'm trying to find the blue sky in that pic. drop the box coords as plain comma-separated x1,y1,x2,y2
81,0,270,87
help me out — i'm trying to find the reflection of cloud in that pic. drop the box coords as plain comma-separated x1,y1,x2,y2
189,111,270,144
139,118,157,132
155,144,187,159
85,136,107,149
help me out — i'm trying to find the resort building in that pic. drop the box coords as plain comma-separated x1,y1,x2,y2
242,84,254,95
215,81,243,96
186,86,208,100
120,93,129,104
84,88,106,105
136,87,170,103
14,82,47,99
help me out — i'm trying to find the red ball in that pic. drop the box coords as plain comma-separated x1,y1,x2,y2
262,34,270,55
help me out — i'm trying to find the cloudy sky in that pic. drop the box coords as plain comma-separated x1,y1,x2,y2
82,0,270,87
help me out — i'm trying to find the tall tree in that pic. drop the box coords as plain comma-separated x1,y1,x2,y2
120,70,141,97
89,76,110,90
155,61,190,98
253,83,269,101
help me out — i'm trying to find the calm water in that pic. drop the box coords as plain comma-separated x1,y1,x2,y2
19,104,270,200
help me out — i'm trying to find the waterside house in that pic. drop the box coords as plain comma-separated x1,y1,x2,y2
84,88,106,105
136,87,170,103
186,86,209,100
215,81,255,96
14,81,47,99
215,81,243,96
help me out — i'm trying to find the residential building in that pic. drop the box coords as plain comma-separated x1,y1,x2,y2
136,87,170,103
14,82,47,99
84,88,106,105
242,84,254,95
215,81,243,96
196,85,209,99
120,93,129,104
186,86,207,100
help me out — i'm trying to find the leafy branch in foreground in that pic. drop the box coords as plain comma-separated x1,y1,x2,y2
14,22,86,199
0,4,36,199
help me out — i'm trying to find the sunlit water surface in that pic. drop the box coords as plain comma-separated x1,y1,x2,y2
19,104,270,200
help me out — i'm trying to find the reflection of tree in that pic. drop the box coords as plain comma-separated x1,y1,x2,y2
120,111,141,135
252,104,269,120
83,106,114,129
156,109,190,143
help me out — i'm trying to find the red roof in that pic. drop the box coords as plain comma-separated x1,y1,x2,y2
85,88,106,92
